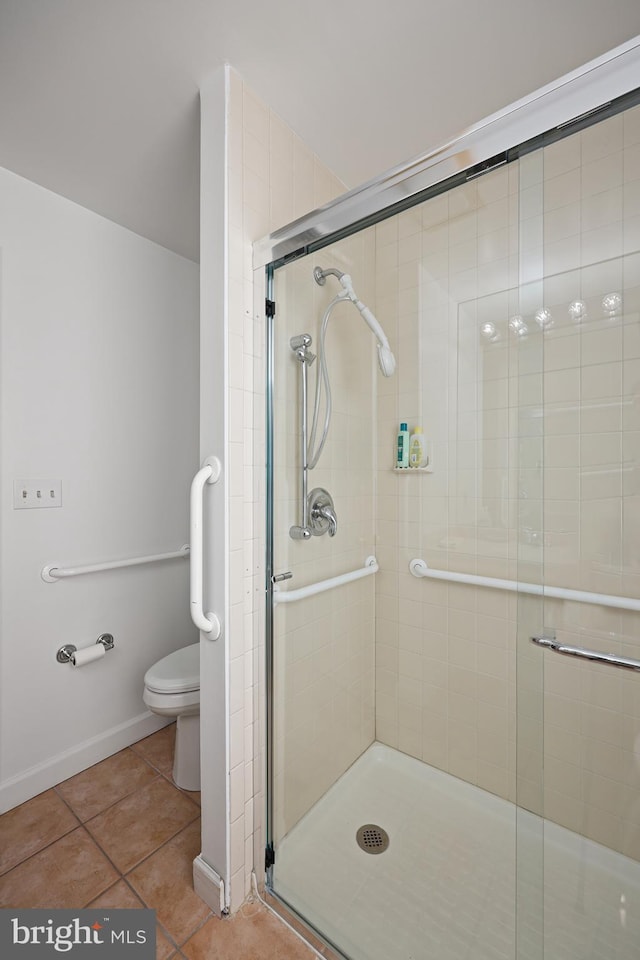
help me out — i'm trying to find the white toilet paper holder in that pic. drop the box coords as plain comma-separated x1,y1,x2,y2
57,633,115,664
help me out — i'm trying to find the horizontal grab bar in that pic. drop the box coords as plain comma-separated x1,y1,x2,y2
409,559,640,612
273,556,378,604
531,635,640,672
42,545,190,582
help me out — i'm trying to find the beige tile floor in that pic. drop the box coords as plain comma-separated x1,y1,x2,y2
0,725,316,960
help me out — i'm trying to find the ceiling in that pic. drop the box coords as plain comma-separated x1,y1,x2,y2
1,1,639,263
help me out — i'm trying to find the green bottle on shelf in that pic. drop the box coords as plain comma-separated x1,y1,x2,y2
396,422,409,468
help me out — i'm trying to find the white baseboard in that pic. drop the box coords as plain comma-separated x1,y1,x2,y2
193,854,225,916
0,711,170,813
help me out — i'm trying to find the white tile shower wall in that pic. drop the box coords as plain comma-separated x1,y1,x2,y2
374,103,640,862
224,69,347,910
374,163,521,799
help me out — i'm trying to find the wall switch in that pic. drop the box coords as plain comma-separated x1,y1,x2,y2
13,479,62,509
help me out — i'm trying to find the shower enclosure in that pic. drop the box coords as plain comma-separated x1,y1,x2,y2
259,46,640,960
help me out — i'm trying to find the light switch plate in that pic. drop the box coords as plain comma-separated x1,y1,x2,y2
13,479,62,509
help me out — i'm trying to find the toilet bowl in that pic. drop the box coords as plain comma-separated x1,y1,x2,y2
143,643,200,791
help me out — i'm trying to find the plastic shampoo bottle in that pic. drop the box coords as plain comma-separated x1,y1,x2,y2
397,422,409,467
409,426,425,467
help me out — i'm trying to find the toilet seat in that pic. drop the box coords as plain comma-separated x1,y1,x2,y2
142,686,199,715
144,643,199,695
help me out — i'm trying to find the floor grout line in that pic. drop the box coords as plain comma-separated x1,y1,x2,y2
176,909,216,950
0,818,82,880
54,763,164,823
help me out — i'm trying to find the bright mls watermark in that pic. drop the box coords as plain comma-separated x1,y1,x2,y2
0,909,156,958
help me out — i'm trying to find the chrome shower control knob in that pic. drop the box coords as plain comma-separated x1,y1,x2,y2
308,488,337,537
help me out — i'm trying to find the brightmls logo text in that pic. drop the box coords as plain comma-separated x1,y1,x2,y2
0,910,155,958
13,918,105,951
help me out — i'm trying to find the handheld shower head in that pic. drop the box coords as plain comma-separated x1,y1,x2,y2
377,343,397,377
308,265,396,470
336,274,396,377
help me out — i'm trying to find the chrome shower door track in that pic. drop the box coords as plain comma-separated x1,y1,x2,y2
254,38,640,270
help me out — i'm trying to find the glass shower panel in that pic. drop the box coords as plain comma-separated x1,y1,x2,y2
533,252,640,959
454,275,545,959
268,228,380,956
517,104,640,960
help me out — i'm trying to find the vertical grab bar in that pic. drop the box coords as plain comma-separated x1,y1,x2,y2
289,335,314,540
190,456,222,637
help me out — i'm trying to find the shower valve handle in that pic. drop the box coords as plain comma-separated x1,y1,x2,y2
314,503,337,537
308,488,337,538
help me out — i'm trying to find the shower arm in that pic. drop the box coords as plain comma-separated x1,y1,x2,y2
289,335,313,540
313,265,344,285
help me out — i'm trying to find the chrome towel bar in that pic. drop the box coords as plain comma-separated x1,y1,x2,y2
531,635,640,673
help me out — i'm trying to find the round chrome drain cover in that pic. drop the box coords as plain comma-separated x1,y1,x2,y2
356,824,389,854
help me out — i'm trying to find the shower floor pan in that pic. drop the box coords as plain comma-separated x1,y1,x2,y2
273,743,640,960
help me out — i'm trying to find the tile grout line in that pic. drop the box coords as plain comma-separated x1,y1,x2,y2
54,758,163,823
120,819,201,885
130,734,204,804
86,812,210,949
54,771,194,876
87,803,201,879
116,873,195,958
175,909,218,953
0,792,83,880
118,814,211,947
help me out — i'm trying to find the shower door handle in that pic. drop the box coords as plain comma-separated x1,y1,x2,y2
190,456,222,638
531,635,640,672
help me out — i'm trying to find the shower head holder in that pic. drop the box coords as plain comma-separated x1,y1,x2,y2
313,265,345,286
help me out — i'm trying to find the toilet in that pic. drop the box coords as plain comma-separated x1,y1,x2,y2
143,643,200,791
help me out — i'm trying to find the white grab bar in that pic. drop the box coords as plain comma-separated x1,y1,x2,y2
273,556,378,604
190,457,222,637
409,558,640,612
42,546,190,582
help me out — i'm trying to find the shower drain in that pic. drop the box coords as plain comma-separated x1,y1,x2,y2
356,824,389,854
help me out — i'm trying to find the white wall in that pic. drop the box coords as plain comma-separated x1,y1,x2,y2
0,167,199,811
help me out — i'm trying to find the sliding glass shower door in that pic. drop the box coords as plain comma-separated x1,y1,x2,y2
264,96,640,960
514,109,640,959
267,229,381,956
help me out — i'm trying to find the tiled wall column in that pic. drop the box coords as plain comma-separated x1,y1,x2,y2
224,69,346,910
